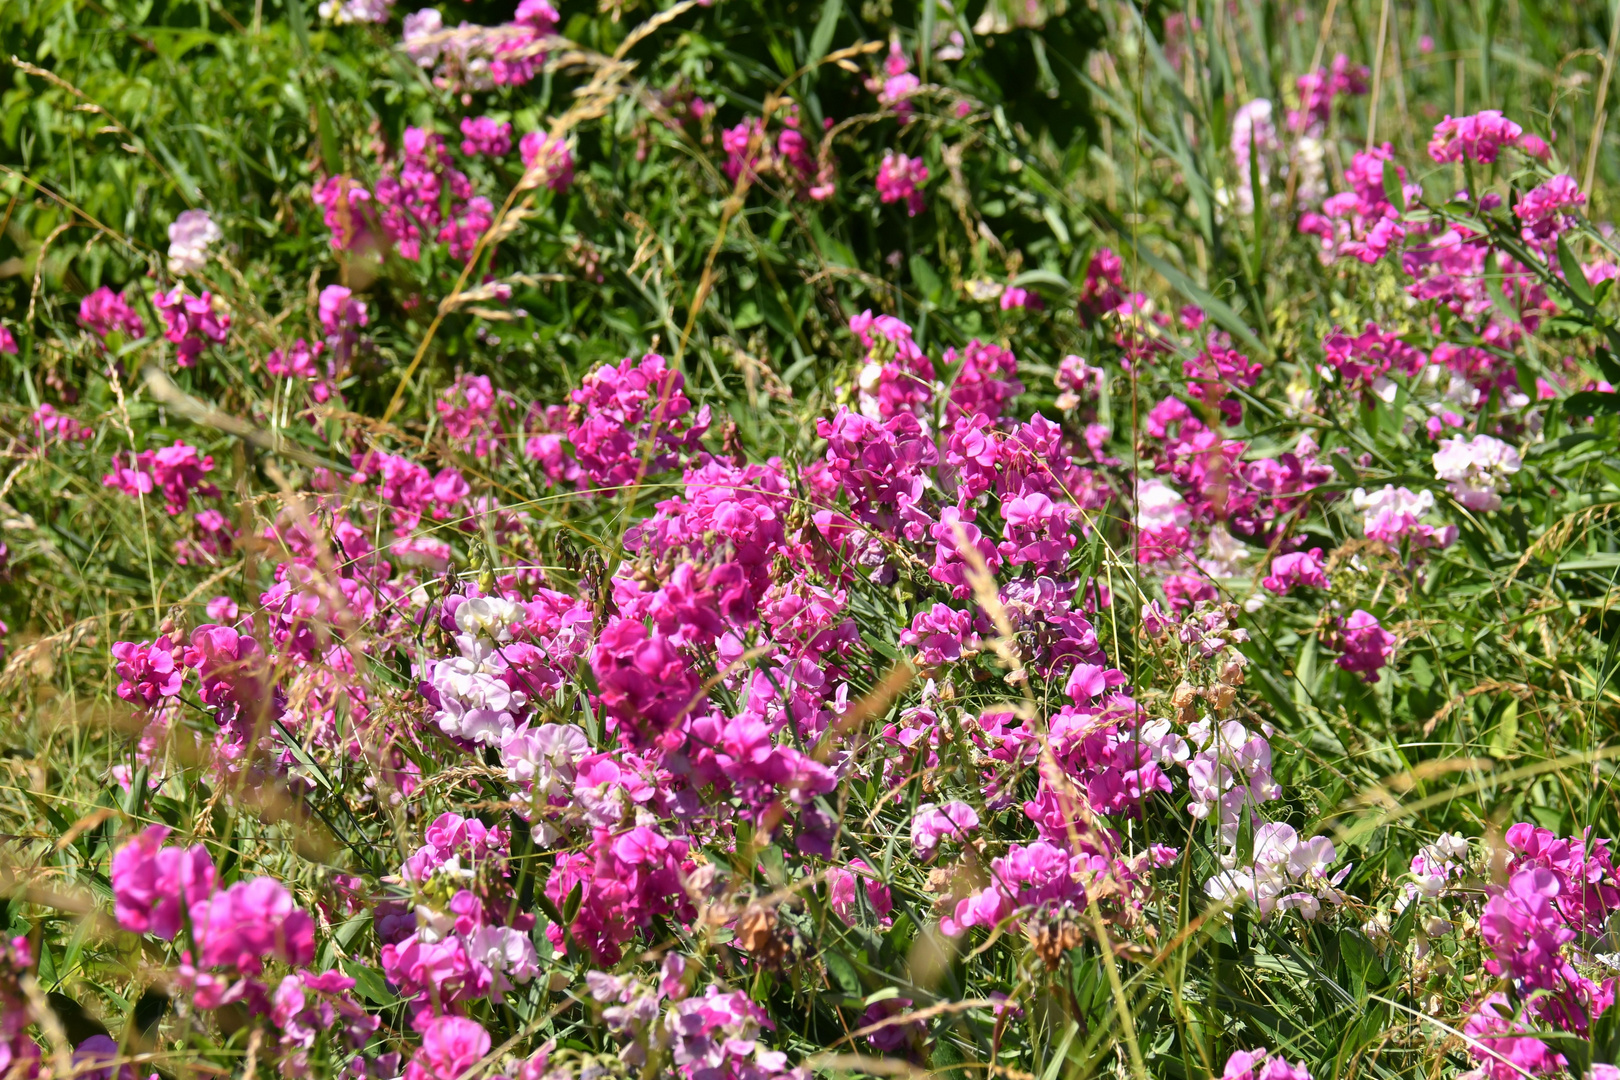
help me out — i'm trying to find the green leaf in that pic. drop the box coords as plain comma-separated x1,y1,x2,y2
807,0,842,71
1563,390,1620,416
1042,204,1071,246
342,961,398,1006
1010,268,1074,292
1558,234,1594,305
1329,452,1360,484
562,880,584,927
825,950,861,997
1594,347,1620,384
910,255,944,304
1380,159,1407,215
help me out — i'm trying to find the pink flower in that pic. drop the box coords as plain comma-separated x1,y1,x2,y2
1515,174,1585,251
827,858,893,924
405,1016,491,1080
166,209,222,275
1432,434,1521,512
1428,110,1525,163
1164,574,1217,612
312,176,372,252
900,603,973,666
1261,548,1328,594
1322,324,1424,390
910,801,979,858
318,284,368,337
440,195,494,261
79,286,146,340
184,624,262,708
110,636,185,708
876,152,928,216
1221,1048,1314,1080
1079,248,1125,322
111,825,216,937
1287,53,1368,132
1503,823,1620,934
519,131,574,191
999,286,1042,311
460,116,513,157
437,374,503,457
1352,485,1456,549
104,441,218,515
154,286,230,367
945,339,1022,423
1462,992,1567,1080
590,618,703,748
514,0,560,31
0,326,14,355
567,352,710,488
1183,345,1262,425
190,876,316,972
267,338,326,381
31,405,92,444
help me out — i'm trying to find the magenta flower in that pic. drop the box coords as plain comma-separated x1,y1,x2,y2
1514,174,1585,252
154,286,229,367
1221,1048,1314,1080
1261,548,1328,595
111,636,185,708
31,404,92,444
1428,110,1525,163
876,151,928,216
827,858,893,924
191,876,316,972
910,801,980,858
519,131,574,191
1328,609,1395,682
404,1016,491,1080
945,338,1022,423
459,115,513,157
111,825,216,938
312,175,372,252
78,286,146,340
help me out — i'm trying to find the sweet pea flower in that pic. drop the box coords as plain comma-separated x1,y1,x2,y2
167,209,222,275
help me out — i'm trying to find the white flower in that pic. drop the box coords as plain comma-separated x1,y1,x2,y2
501,722,590,797
466,924,540,992
402,8,445,66
455,595,526,642
1433,434,1521,512
430,648,527,745
1352,484,1434,530
1136,479,1190,532
1200,524,1249,578
167,209,221,275
319,0,393,22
